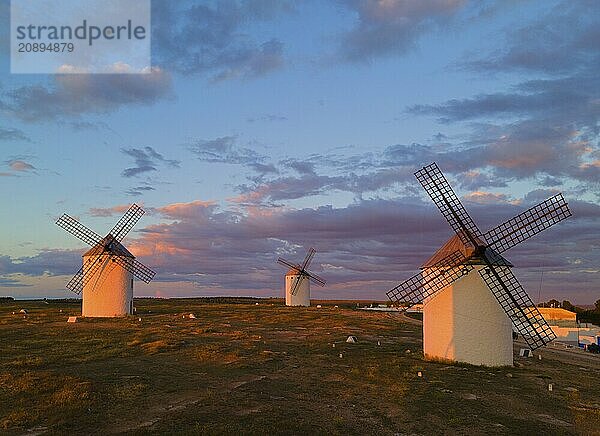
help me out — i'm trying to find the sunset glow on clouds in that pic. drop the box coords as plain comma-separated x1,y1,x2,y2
0,1,598,303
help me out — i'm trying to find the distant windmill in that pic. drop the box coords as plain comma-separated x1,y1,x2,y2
56,204,155,317
277,247,326,306
388,163,571,366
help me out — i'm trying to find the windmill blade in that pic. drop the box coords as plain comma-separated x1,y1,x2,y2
300,247,316,271
479,264,556,350
387,250,473,309
415,163,483,247
305,270,326,287
66,254,110,294
484,193,571,254
56,214,103,247
277,257,301,273
65,265,85,294
110,255,156,283
109,204,145,242
290,273,306,296
386,271,424,308
68,250,155,293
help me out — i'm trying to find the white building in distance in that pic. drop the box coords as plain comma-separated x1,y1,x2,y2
538,307,600,347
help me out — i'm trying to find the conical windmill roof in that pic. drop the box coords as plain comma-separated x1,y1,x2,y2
286,267,303,276
421,234,512,268
83,235,135,258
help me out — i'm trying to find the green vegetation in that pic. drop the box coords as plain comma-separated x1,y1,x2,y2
0,298,598,435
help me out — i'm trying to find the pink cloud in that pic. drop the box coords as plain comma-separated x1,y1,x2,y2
102,194,596,302
463,191,515,205
89,204,137,217
8,160,36,172
156,200,216,220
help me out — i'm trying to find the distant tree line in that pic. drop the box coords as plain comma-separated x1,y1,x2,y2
539,298,600,325
0,297,15,302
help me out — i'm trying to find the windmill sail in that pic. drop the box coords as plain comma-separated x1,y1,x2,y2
387,250,472,310
109,204,145,242
415,163,483,247
56,214,103,247
66,255,112,294
479,264,556,350
483,193,571,254
290,273,306,296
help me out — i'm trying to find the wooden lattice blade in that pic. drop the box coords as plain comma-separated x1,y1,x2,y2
56,214,103,247
109,204,144,242
479,265,556,350
483,193,571,254
300,247,316,271
415,163,483,247
387,250,473,310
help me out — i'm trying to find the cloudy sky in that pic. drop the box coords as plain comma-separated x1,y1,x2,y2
1,0,598,303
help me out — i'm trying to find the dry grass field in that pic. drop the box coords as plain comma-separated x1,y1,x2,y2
0,298,599,435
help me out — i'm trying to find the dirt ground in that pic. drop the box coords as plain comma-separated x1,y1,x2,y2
0,298,598,435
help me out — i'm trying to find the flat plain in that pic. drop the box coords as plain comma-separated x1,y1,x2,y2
1,298,599,435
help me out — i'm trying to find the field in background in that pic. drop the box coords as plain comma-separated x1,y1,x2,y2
1,298,599,435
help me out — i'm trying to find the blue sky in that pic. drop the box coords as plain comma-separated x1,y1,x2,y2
1,0,598,303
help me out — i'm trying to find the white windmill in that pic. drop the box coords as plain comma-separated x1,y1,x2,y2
388,163,571,366
56,204,155,317
277,247,326,307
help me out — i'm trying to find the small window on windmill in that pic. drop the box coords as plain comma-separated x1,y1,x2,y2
131,278,134,288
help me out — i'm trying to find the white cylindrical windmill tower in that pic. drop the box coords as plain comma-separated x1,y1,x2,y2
285,269,310,307
56,204,156,317
82,236,134,317
421,234,514,367
277,247,327,307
